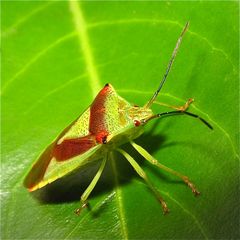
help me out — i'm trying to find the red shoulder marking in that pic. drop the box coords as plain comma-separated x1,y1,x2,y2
89,84,111,143
53,135,96,161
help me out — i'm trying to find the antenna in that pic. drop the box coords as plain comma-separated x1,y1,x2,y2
142,110,213,130
145,22,189,109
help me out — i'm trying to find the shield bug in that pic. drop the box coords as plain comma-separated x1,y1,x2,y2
24,22,213,215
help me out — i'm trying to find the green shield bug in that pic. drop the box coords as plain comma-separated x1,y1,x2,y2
24,22,213,215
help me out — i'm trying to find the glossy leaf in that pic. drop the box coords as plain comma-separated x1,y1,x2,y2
1,1,239,239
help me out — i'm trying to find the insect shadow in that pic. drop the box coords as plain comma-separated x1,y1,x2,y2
31,121,182,215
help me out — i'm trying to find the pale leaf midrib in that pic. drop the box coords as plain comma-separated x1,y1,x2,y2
68,1,128,238
69,0,101,98
111,157,128,240
3,18,235,95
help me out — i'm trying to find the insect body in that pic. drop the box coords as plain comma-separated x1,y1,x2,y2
24,22,212,214
24,83,152,190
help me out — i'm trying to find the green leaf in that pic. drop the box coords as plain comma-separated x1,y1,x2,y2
2,1,239,239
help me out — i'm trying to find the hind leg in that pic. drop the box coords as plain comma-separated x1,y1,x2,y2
117,148,169,214
131,141,200,196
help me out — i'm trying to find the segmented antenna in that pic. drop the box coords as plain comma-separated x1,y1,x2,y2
145,22,189,109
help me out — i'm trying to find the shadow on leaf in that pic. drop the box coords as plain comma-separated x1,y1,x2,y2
31,121,192,216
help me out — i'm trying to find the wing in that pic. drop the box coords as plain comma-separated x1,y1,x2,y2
24,140,101,191
24,107,102,191
23,142,55,191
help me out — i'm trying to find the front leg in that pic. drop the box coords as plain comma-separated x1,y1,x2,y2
154,98,194,111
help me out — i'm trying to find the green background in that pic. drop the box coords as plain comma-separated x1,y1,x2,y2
1,1,239,239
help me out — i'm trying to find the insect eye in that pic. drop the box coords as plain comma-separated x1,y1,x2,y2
102,136,107,144
134,120,141,127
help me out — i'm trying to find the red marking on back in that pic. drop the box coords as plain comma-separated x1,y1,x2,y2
53,136,96,161
89,84,111,142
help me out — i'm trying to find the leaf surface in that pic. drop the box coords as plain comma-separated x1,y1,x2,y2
1,1,239,239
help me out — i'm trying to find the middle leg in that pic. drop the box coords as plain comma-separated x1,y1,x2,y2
117,148,169,214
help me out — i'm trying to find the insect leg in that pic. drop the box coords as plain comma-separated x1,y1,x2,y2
117,148,169,214
153,98,194,111
131,141,200,196
75,155,107,215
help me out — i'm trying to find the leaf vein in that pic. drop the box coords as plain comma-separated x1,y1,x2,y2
69,0,101,98
21,52,137,115
23,73,87,115
64,192,116,239
67,2,128,238
163,191,209,240
132,179,209,239
111,155,129,240
2,2,54,36
1,32,76,94
88,18,236,74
